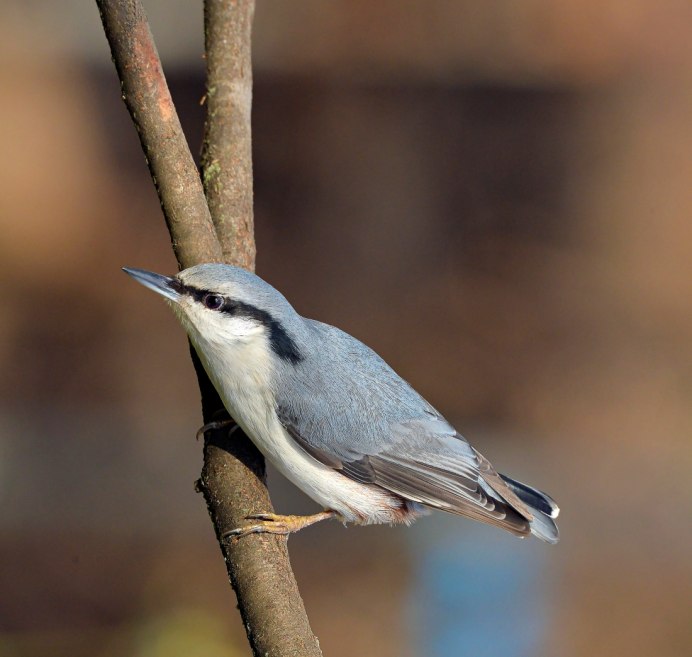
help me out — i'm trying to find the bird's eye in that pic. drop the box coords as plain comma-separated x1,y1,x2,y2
203,294,224,310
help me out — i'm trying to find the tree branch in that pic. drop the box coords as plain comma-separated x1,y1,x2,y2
202,0,256,269
96,1,323,655
96,0,222,268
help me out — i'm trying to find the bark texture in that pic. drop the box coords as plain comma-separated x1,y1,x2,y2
202,0,256,269
96,1,323,655
96,0,222,268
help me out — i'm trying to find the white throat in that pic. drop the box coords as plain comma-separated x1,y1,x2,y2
188,320,277,440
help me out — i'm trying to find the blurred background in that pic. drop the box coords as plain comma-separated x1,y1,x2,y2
1,1,690,656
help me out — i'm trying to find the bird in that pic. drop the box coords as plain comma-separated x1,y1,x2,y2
123,264,559,544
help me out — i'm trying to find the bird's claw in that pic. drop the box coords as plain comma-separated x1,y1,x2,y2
195,419,237,441
222,510,337,541
223,514,293,539
246,513,280,521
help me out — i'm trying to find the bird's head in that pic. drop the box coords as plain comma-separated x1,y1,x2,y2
123,264,304,365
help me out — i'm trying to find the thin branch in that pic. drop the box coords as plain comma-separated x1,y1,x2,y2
96,0,222,268
202,0,256,269
96,1,323,655
200,1,324,655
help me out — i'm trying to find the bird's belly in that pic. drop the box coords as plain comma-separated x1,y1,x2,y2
256,421,404,524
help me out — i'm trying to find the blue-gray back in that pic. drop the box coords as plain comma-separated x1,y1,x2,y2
274,318,445,460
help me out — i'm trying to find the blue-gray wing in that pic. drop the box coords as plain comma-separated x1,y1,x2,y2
274,320,537,537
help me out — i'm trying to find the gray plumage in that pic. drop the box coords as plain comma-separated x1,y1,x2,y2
274,317,558,543
126,264,560,543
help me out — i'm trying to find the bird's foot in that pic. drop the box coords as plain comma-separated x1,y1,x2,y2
223,510,337,540
195,418,237,441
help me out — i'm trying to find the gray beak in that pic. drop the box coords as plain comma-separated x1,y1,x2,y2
122,267,181,302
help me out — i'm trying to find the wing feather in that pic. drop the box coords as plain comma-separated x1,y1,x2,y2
278,406,534,537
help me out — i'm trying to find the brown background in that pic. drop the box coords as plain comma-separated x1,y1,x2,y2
0,2,690,656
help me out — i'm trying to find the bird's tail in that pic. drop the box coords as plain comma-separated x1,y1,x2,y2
500,474,560,544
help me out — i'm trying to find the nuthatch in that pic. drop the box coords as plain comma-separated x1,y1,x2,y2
124,265,559,543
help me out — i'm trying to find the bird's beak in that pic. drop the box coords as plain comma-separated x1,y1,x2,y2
122,267,181,302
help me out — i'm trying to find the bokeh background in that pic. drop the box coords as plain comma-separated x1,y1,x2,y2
1,2,690,656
